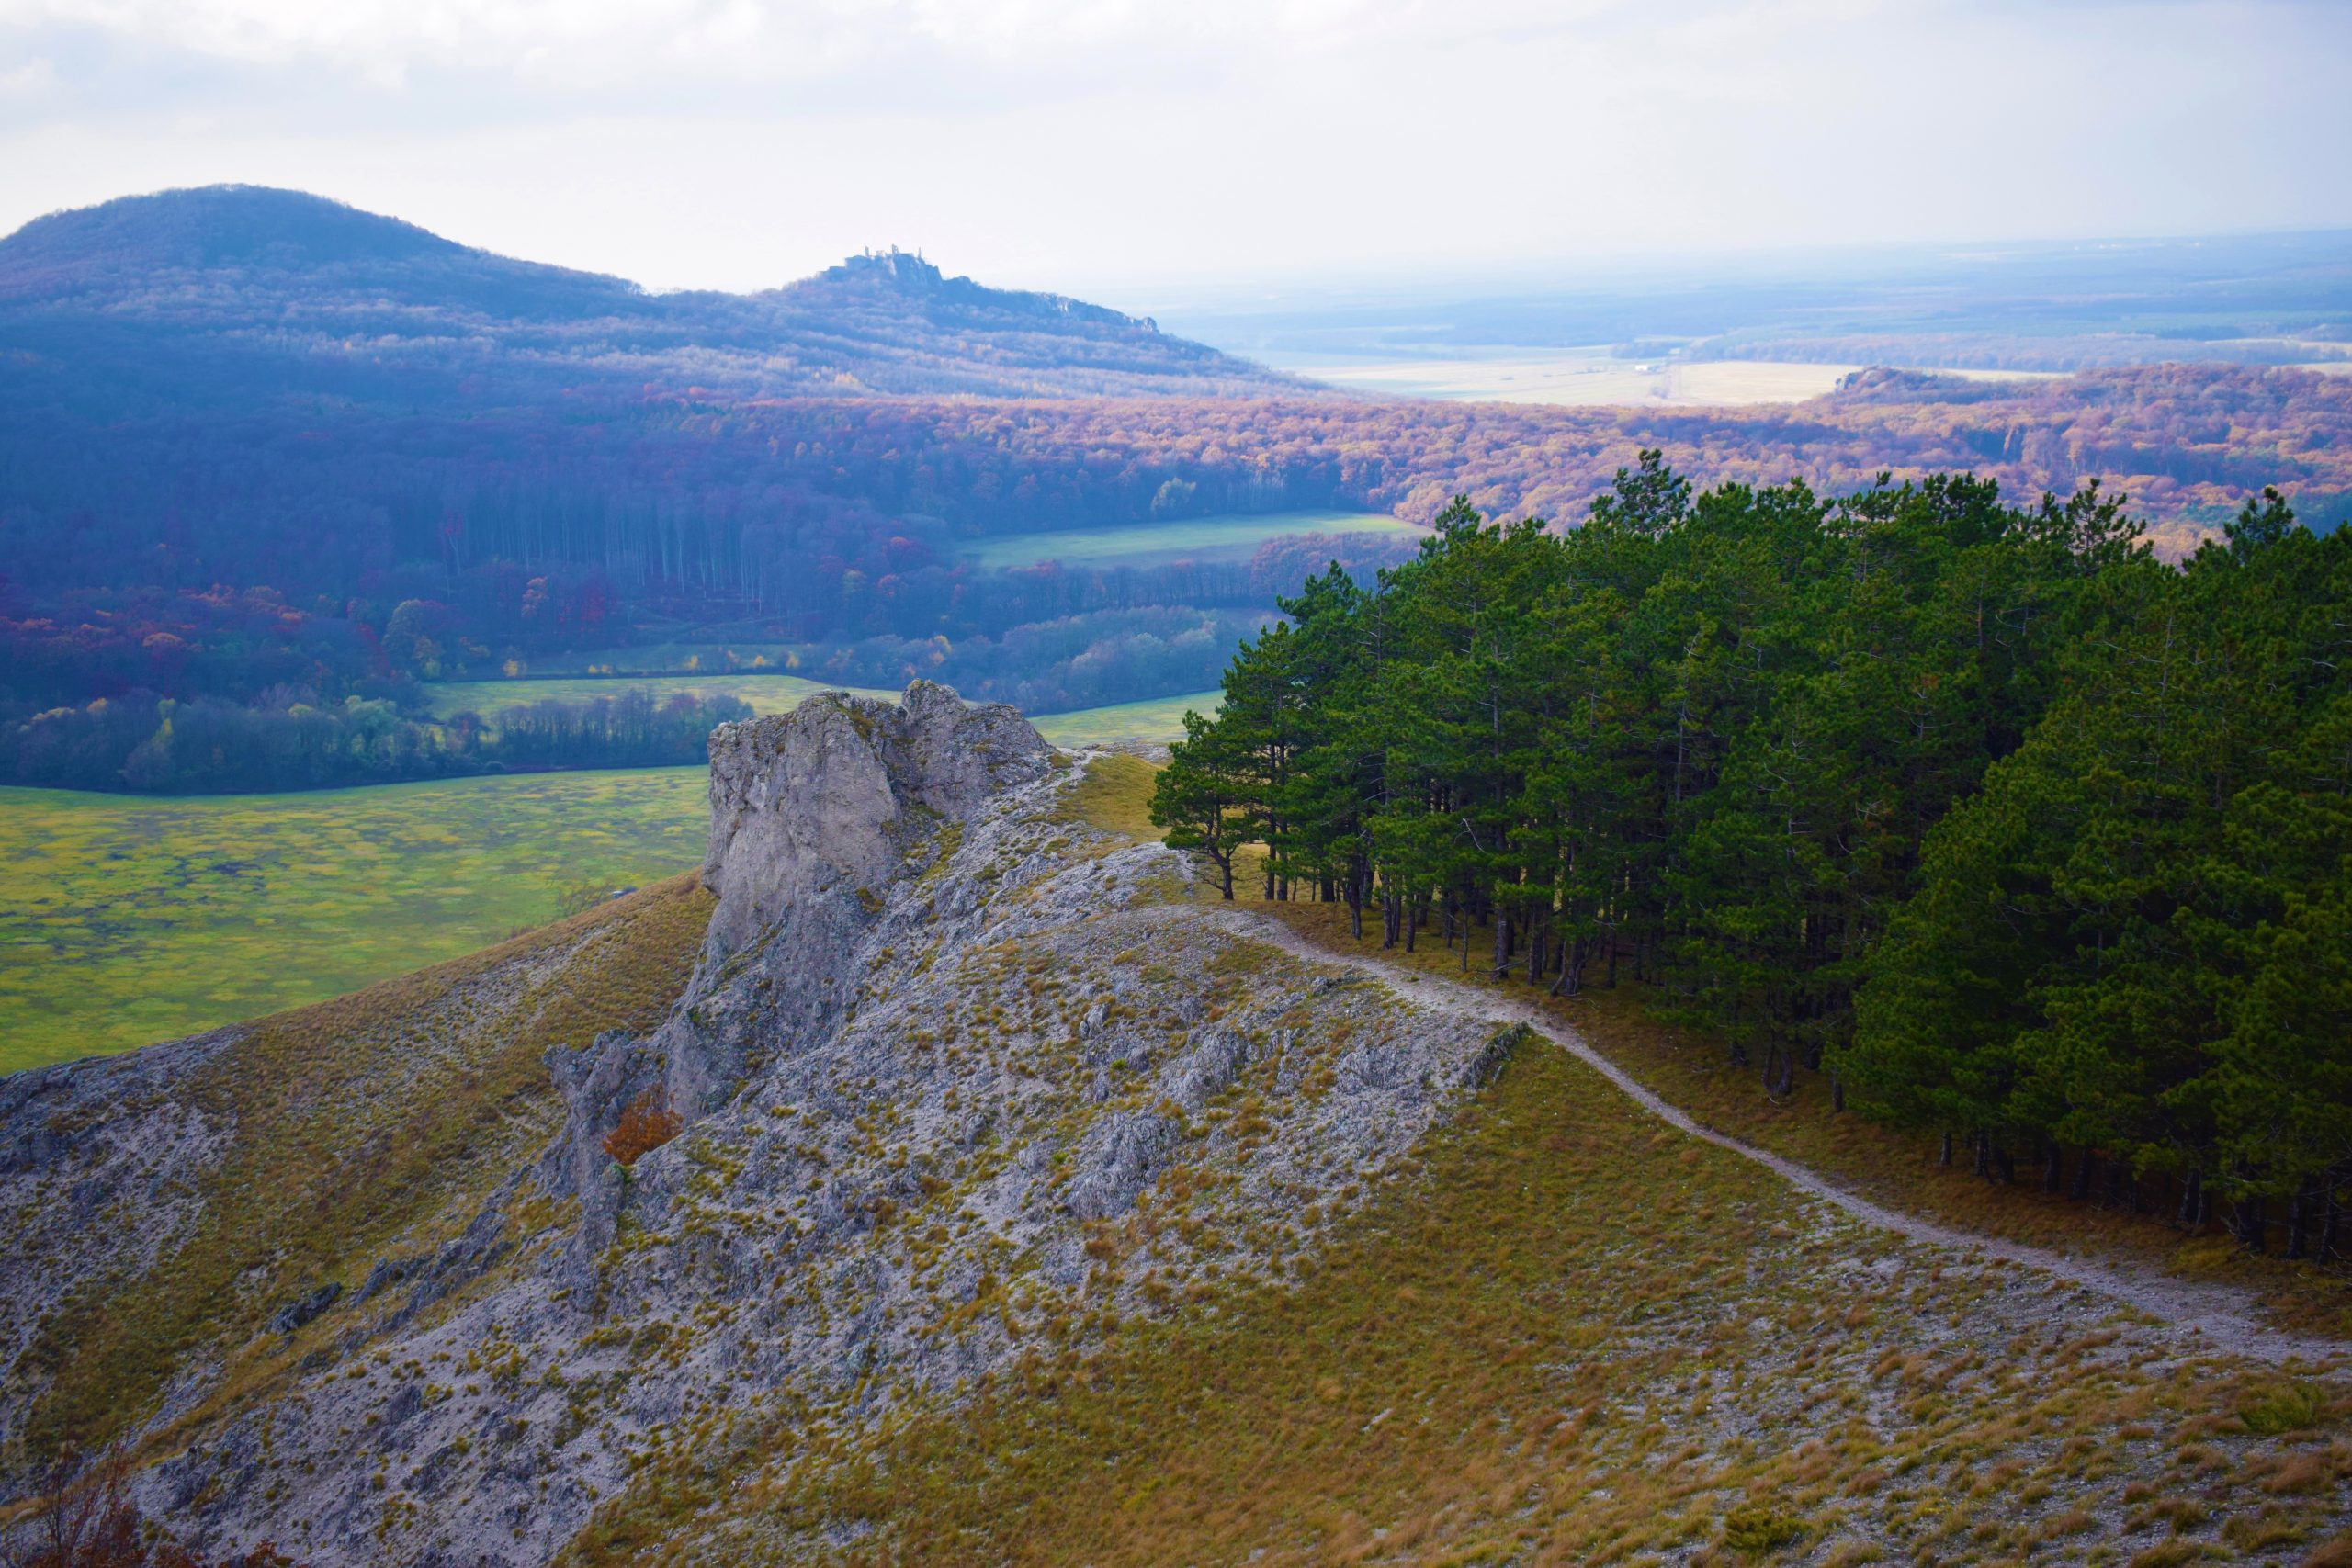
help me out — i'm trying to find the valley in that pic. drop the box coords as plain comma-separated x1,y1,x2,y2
0,770,708,1072
0,684,1218,1077
5,704,2346,1565
2,175,2350,1568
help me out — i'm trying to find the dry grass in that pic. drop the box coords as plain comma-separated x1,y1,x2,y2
566,1039,2348,1565
18,874,715,1463
1234,890,2352,1342
1084,763,2352,1340
1055,753,1162,840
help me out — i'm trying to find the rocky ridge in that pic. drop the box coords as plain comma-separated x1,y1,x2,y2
0,682,1506,1564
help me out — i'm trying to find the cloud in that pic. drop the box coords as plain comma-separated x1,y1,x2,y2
0,0,2346,291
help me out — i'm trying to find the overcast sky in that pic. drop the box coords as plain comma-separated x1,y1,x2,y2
0,0,2346,302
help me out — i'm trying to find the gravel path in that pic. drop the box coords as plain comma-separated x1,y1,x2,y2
1198,904,2349,1371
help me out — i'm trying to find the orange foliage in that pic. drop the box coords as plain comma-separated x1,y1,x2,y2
602,1089,682,1168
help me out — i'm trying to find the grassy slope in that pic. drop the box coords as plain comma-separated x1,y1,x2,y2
20,874,715,1463
1094,762,2352,1342
0,770,708,1073
541,760,2352,1563
966,511,1417,570
1256,897,2352,1344
580,1037,2352,1566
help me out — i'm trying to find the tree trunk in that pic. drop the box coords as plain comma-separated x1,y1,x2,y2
2069,1151,2096,1202
2319,1179,2340,1263
2042,1142,2063,1195
2236,1193,2267,1254
1939,1130,1953,1168
2177,1169,2202,1229
2287,1177,2316,1261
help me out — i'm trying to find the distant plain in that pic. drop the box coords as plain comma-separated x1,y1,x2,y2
1278,351,2063,406
0,771,708,1073
0,687,1212,1074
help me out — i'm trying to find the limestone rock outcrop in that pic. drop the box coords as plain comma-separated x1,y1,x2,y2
0,682,1502,1566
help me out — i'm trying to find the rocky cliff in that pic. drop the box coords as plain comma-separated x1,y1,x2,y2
0,683,1504,1564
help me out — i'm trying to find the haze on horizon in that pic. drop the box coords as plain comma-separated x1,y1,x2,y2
1,0,2348,305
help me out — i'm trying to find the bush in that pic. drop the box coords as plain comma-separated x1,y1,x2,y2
603,1089,683,1168
1722,1500,1804,1557
2241,1382,2327,1436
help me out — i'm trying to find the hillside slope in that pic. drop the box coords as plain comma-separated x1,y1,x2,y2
4,694,2351,1564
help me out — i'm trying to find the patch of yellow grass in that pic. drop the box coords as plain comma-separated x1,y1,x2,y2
1055,753,1163,840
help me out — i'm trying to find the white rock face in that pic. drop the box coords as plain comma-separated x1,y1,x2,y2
699,681,1054,959
1,682,1508,1567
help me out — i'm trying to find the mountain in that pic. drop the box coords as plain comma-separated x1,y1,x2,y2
0,185,1295,399
4,694,2346,1564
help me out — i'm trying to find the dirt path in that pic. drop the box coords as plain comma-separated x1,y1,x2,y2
1194,904,2349,1371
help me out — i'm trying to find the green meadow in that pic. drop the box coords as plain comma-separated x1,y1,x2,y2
1028,690,1214,747
0,771,709,1075
964,510,1418,570
0,687,1214,1077
422,672,896,722
424,677,1209,746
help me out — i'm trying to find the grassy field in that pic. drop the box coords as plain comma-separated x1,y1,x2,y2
421,672,896,722
965,510,1419,570
0,770,709,1074
423,676,1212,746
1029,690,1214,747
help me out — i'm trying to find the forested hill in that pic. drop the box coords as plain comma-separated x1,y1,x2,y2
0,185,1295,400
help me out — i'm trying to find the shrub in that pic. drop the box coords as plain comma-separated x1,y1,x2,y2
0,1447,300,1566
1722,1500,1804,1557
603,1089,683,1168
2241,1382,2327,1436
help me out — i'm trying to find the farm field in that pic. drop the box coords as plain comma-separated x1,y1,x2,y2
964,510,1418,570
0,770,708,1074
422,673,896,722
424,677,1210,745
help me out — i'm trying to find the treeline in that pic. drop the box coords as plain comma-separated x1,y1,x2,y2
1153,461,2352,1253
7,364,2347,717
0,688,751,795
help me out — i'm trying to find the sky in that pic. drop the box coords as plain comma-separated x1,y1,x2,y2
0,0,2347,303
